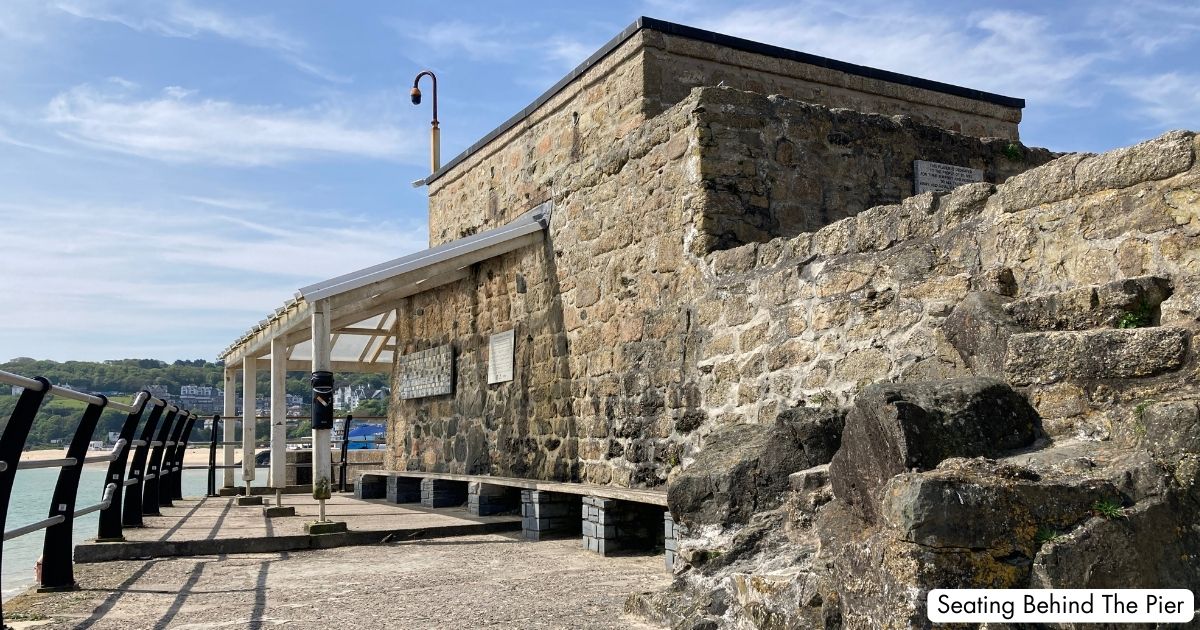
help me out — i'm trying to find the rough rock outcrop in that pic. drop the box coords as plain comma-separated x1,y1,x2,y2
639,130,1200,629
668,407,843,526
1004,327,1189,386
828,378,1040,522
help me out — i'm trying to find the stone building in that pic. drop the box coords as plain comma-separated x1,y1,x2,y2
220,16,1054,490
216,17,1200,616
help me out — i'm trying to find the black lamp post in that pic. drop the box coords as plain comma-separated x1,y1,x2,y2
411,70,440,173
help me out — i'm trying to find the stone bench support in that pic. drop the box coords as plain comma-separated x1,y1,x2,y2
389,476,422,503
354,474,386,500
581,496,668,558
468,482,519,516
421,478,467,508
521,490,579,540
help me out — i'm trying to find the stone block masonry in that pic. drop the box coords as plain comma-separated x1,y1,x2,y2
420,478,467,508
664,512,678,572
581,496,667,557
521,490,580,541
468,482,519,516
354,475,385,500
389,476,421,503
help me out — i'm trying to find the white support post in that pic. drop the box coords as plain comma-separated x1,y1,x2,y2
270,336,287,506
312,301,333,520
222,366,237,488
242,356,257,494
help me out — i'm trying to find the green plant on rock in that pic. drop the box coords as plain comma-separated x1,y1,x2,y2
1131,401,1152,439
1003,142,1025,161
1117,301,1154,328
1034,526,1064,544
1091,498,1126,520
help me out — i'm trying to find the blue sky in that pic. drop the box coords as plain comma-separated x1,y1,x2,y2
0,0,1197,362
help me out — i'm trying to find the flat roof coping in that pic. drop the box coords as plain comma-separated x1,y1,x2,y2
423,16,1025,185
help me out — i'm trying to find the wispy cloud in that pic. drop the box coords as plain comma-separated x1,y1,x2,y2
0,197,429,361
45,80,417,166
51,0,348,82
398,19,600,70
1111,72,1200,128
683,2,1094,104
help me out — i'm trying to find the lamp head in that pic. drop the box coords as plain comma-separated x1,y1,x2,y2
410,86,422,105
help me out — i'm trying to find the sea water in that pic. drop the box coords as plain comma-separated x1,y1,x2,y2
1,467,212,600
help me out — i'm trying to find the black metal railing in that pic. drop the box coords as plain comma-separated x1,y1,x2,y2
0,369,202,627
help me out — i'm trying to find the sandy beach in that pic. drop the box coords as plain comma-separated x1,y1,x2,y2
19,446,247,467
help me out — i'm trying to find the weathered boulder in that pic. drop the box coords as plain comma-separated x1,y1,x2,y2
1003,276,1172,331
669,407,844,526
1004,328,1189,386
942,292,1023,376
1031,494,1200,595
1136,400,1200,463
881,458,1116,553
829,378,1040,523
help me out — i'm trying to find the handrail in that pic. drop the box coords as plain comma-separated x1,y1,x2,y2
6,483,120,541
17,457,76,470
0,371,149,414
4,515,64,542
74,483,118,518
80,439,127,464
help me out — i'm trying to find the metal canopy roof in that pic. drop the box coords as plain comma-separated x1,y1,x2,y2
219,203,550,371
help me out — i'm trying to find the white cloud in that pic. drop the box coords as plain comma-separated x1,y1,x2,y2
685,2,1095,104
1111,72,1200,128
0,197,429,361
45,81,417,166
399,19,599,70
51,0,348,82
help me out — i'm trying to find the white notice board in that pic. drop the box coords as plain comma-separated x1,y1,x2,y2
487,329,515,384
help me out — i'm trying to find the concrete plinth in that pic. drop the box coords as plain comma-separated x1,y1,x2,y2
305,521,348,535
218,487,241,497
236,495,263,506
263,506,296,518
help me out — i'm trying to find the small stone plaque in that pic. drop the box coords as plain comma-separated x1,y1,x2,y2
487,329,515,385
398,344,453,399
914,160,984,194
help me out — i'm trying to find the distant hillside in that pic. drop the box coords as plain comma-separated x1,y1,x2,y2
1,358,388,448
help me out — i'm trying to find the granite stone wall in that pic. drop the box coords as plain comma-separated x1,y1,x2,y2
391,86,1058,488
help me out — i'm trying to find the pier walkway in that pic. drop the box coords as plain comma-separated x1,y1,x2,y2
8,534,668,629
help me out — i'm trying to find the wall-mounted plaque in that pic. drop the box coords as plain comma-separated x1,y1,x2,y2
914,160,984,194
398,344,453,399
487,329,515,384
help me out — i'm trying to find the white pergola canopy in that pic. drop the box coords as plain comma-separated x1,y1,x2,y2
219,203,550,373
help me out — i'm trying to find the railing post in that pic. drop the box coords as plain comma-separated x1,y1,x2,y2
170,411,199,501
339,414,353,493
96,392,149,542
158,410,189,507
0,378,51,626
142,406,178,516
123,401,164,527
208,415,220,497
40,395,107,591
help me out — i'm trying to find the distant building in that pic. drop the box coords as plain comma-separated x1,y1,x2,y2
179,384,223,413
10,385,22,396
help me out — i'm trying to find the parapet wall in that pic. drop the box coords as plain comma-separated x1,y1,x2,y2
641,28,1021,140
